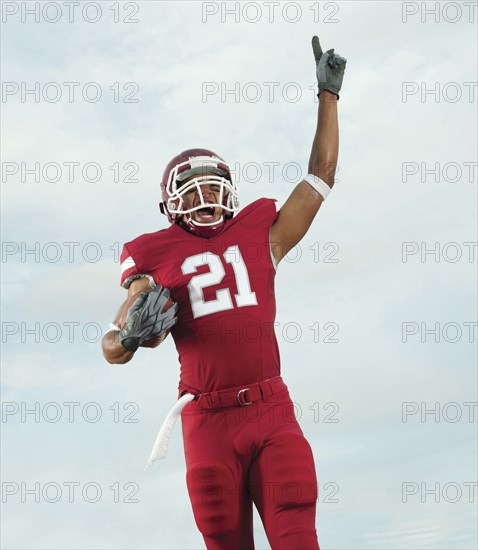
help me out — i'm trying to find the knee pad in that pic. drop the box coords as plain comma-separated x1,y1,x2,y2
186,461,239,537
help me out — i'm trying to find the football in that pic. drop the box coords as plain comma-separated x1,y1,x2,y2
116,287,175,348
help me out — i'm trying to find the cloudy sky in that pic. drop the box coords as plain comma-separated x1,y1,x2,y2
1,1,477,549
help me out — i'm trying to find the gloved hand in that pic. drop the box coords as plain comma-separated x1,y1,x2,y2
120,285,178,352
312,35,347,99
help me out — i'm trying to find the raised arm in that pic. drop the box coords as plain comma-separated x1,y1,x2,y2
270,36,346,265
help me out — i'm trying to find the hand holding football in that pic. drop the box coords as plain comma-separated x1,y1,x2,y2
117,286,177,349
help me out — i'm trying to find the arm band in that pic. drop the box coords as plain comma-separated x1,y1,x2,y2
303,173,332,200
105,323,121,335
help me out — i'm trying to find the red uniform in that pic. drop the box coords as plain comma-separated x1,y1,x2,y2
120,198,320,549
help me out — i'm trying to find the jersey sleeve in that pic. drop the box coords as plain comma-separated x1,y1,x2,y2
119,242,156,289
235,197,280,229
258,197,280,228
230,197,281,271
260,198,281,270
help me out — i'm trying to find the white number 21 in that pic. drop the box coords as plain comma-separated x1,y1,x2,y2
181,245,257,319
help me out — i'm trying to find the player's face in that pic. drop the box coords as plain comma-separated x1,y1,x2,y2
181,177,225,224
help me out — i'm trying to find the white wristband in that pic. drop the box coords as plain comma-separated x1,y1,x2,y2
105,323,120,335
303,173,332,200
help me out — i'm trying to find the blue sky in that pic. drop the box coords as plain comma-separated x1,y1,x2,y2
1,1,477,549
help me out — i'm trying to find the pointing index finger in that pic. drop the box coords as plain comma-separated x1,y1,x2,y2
311,35,323,62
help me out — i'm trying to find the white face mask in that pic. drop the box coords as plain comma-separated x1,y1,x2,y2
165,156,239,227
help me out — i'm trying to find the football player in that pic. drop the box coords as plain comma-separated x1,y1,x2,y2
102,36,346,550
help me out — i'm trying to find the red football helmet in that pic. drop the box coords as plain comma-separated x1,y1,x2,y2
159,148,239,237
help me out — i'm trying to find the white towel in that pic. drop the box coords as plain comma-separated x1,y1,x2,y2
144,393,195,470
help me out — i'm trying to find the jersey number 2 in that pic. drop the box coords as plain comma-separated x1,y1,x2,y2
181,245,257,319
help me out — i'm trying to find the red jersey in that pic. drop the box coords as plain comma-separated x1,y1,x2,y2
120,198,281,393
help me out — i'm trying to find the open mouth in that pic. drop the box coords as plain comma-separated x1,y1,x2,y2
195,206,216,221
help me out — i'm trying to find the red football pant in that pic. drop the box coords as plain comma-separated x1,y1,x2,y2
181,378,320,549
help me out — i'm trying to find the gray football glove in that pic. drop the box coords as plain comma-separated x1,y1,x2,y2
312,35,347,99
120,285,178,352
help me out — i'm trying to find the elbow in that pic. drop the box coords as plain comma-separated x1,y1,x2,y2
320,165,337,189
103,354,122,365
101,337,134,365
309,159,337,188
102,347,118,364
103,352,133,365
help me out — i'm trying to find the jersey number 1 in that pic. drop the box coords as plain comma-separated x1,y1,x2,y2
181,245,257,319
